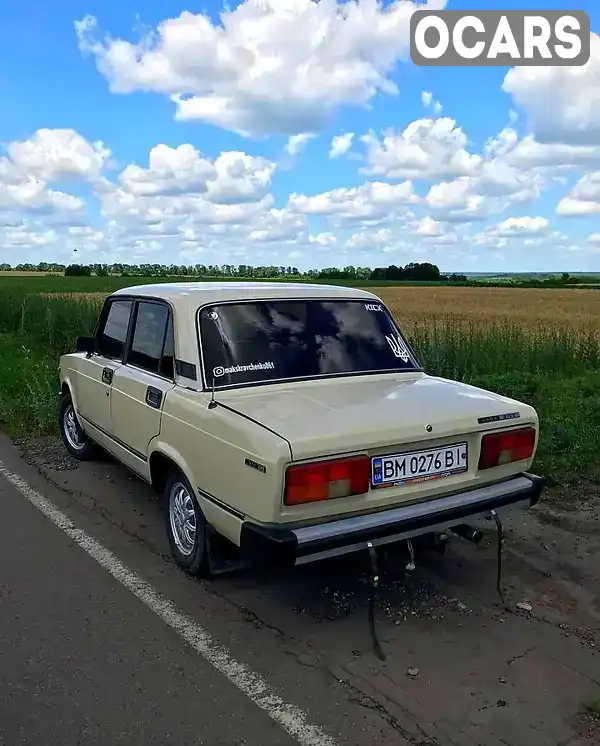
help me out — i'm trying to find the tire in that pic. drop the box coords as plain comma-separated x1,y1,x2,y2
164,470,210,577
58,392,97,461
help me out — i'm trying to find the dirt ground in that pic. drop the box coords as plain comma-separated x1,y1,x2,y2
11,434,600,745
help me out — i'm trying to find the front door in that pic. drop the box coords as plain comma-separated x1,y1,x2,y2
74,298,133,436
110,300,176,469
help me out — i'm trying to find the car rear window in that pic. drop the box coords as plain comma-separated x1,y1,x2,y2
198,299,420,388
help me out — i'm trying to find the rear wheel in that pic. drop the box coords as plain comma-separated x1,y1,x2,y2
58,392,97,460
164,471,210,577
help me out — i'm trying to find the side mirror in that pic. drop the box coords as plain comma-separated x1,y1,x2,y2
76,336,95,354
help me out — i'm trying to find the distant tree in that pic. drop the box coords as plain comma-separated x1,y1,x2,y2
65,264,92,277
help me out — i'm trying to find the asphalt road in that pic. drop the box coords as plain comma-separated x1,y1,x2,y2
0,469,301,746
1,433,599,746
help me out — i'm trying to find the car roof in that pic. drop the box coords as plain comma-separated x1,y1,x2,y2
110,281,380,305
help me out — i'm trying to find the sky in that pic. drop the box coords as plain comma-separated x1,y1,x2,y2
0,0,599,273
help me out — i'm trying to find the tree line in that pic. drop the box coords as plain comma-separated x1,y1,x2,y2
1,261,468,283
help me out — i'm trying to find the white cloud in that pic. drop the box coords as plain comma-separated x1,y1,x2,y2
2,117,599,270
361,118,482,180
485,127,600,172
0,226,58,248
206,151,276,204
75,0,446,137
473,226,576,256
413,216,445,236
288,180,418,222
496,216,549,235
424,177,493,222
118,144,215,197
118,145,275,204
0,176,83,215
6,128,111,182
421,90,442,115
557,172,600,216
0,129,106,229
329,132,355,159
502,33,600,145
248,208,307,243
284,133,315,157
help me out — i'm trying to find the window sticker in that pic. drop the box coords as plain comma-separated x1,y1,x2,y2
365,303,383,311
385,334,410,363
212,361,276,378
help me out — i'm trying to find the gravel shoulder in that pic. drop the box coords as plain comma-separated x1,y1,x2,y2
6,434,600,746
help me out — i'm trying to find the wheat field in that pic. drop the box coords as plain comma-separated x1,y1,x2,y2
36,285,600,332
375,286,600,333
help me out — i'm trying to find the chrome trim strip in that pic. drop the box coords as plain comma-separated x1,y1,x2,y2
294,497,530,565
292,476,534,546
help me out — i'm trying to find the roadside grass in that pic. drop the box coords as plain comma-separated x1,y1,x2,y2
1,290,599,491
0,334,58,437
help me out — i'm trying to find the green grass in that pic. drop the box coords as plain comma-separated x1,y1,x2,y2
0,289,599,489
0,334,58,437
0,274,467,294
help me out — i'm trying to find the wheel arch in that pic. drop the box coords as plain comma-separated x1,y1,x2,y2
148,445,196,498
59,376,81,416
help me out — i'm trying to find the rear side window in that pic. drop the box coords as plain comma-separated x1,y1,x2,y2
128,301,174,378
97,300,132,360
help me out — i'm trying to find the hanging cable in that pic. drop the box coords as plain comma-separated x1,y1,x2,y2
490,510,510,611
366,542,386,661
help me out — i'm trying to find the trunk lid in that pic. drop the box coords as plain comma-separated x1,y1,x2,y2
219,373,538,520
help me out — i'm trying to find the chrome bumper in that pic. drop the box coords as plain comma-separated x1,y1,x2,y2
239,472,545,566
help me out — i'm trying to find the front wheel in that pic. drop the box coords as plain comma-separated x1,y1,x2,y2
58,392,97,460
164,471,210,577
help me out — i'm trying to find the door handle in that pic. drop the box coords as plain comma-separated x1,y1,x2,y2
145,386,163,409
102,367,113,385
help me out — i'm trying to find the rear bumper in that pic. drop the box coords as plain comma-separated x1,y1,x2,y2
240,472,545,566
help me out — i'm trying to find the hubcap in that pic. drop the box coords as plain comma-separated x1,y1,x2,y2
169,482,197,557
63,404,84,450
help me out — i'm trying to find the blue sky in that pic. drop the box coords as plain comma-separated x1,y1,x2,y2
0,0,599,272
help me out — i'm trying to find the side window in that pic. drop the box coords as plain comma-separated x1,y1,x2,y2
97,300,132,360
128,301,173,378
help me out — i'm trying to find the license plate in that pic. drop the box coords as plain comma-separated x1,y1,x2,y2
371,442,468,488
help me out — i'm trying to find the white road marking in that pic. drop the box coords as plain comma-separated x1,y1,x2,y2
0,462,338,746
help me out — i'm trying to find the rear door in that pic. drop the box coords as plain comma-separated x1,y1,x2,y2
73,298,133,436
110,299,176,466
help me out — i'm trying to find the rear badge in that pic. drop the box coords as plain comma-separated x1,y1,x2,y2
478,412,521,424
245,458,266,474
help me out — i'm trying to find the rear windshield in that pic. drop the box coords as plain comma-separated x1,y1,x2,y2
198,299,420,388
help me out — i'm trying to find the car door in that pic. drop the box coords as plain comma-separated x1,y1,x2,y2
109,299,176,469
73,298,133,437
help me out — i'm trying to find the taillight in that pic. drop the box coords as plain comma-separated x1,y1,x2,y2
478,427,536,470
284,455,370,506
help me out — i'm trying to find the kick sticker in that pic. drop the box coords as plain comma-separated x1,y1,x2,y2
385,334,410,363
365,303,383,311
213,361,275,378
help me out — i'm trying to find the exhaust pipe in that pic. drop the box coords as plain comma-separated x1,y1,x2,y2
451,524,483,544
